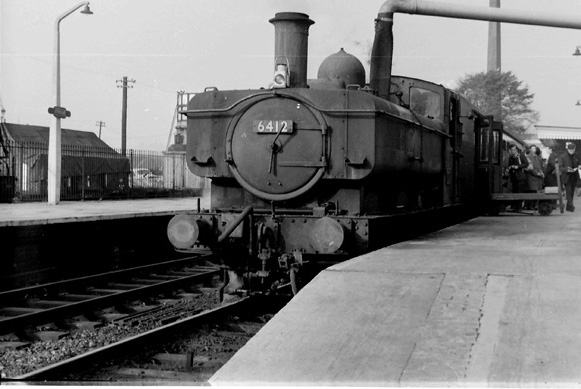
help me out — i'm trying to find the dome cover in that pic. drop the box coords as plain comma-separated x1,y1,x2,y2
317,48,366,87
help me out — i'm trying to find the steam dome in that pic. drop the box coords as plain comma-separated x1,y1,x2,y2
317,48,366,87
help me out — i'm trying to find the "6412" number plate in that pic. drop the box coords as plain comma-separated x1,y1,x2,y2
253,120,293,134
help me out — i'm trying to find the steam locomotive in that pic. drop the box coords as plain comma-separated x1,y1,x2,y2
166,11,513,294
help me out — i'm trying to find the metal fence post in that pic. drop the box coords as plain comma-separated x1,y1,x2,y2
81,146,85,200
130,149,134,191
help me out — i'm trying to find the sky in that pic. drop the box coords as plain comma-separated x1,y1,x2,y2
2,0,581,151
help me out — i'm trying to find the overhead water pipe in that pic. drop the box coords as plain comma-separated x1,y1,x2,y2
371,0,581,99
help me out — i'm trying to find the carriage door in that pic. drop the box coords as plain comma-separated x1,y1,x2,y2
475,116,495,205
490,120,503,194
448,96,462,200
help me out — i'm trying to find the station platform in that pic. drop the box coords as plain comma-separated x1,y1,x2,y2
210,210,581,387
0,197,209,227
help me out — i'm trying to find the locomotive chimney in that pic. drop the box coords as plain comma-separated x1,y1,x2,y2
269,12,314,88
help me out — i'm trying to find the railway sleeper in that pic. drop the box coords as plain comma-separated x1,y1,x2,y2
152,352,195,369
57,293,100,301
0,306,42,316
26,300,72,309
0,341,30,351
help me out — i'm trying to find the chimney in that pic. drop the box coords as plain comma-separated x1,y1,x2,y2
269,12,314,88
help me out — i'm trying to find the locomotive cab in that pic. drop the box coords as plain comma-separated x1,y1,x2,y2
389,76,445,123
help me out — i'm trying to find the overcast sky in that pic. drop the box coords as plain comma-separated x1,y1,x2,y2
2,0,581,150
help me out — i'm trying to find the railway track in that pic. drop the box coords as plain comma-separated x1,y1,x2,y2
75,294,286,383
0,256,238,378
9,296,267,382
0,256,221,336
0,255,291,382
1,292,286,382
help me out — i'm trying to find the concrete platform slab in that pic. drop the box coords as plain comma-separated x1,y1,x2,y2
0,197,209,227
210,211,581,387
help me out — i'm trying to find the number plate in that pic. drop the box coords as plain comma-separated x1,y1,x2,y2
253,120,293,134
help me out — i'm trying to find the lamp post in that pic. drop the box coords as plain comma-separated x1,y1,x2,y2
48,2,93,205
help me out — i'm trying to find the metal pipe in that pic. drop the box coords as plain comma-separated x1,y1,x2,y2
371,0,581,99
248,212,254,258
217,206,253,243
487,0,501,74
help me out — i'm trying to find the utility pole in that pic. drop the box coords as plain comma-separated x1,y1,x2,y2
116,76,135,156
0,92,6,123
488,0,502,121
95,120,106,139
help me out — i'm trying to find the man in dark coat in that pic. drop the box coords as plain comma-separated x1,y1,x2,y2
507,144,528,191
507,143,528,211
544,147,559,187
558,142,581,212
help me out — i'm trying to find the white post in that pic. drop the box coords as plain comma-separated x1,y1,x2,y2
48,17,61,205
48,2,92,205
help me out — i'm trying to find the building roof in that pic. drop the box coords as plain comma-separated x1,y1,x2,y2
534,125,581,140
0,123,113,148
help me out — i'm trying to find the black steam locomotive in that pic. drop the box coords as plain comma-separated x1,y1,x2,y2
167,12,514,294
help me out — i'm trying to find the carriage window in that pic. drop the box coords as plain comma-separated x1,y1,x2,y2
479,128,490,162
492,130,500,164
410,87,442,121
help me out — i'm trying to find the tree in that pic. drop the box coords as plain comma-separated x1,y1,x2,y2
454,71,539,134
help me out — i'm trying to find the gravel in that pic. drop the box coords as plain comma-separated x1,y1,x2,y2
0,293,221,379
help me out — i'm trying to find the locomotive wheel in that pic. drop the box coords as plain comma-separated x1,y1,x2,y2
538,201,553,216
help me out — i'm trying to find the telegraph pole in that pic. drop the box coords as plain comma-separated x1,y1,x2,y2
95,120,106,139
0,92,6,123
116,76,135,156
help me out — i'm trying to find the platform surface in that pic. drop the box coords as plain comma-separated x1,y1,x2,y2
210,210,581,387
0,197,209,227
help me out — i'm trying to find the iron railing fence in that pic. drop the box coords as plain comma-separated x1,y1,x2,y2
0,140,207,203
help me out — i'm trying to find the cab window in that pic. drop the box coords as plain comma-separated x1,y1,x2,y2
410,87,442,121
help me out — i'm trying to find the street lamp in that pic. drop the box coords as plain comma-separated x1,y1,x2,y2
48,2,93,205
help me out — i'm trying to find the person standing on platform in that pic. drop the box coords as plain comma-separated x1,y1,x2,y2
526,145,544,193
544,146,559,187
507,143,528,211
522,145,544,210
535,146,545,188
558,142,581,212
